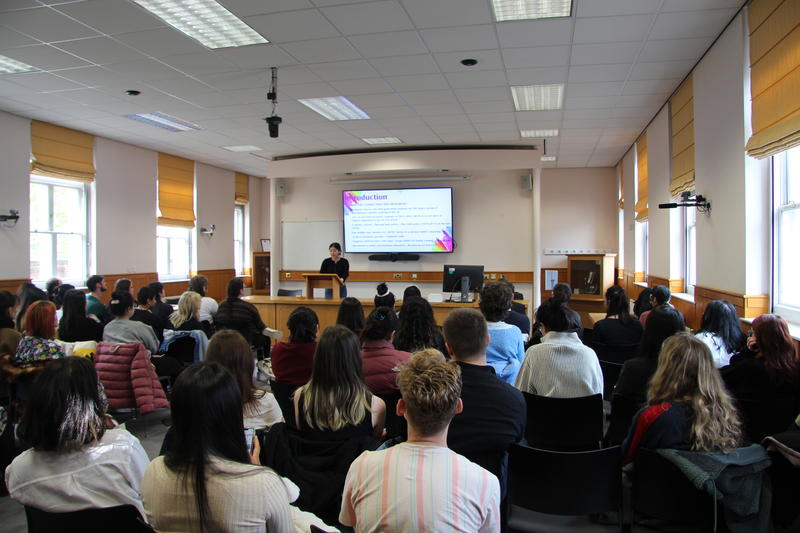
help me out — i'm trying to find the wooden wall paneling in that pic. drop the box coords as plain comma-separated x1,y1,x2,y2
279,270,534,285
0,278,30,294
162,280,189,298
98,273,158,303
634,272,646,283
671,296,698,330
647,275,668,288
197,269,236,303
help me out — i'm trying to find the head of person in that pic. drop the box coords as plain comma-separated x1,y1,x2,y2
374,282,395,308
443,308,488,362
86,275,106,294
397,349,462,437
605,285,633,324
0,290,18,323
552,283,573,304
188,275,208,298
108,290,135,319
59,289,89,334
403,285,421,301
114,278,133,294
336,297,365,335
633,287,654,317
535,297,571,333
363,306,398,342
22,300,57,339
639,305,685,360
171,291,201,328
299,325,370,431
479,281,513,323
395,297,439,352
16,284,47,326
137,286,157,308
227,277,245,300
165,362,249,528
148,281,165,302
699,300,745,353
649,333,742,451
750,314,800,384
18,357,106,452
329,242,342,260
45,278,62,301
53,283,75,310
650,285,671,306
206,329,261,409
287,306,319,344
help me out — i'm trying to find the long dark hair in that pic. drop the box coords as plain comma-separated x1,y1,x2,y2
336,297,365,335
605,285,633,325
0,290,18,326
751,314,799,385
639,306,685,360
394,297,439,352
108,290,134,317
287,306,318,343
633,287,653,317
698,300,745,354
363,306,398,341
45,278,61,302
59,289,89,339
165,362,250,531
206,330,265,411
53,283,75,310
535,297,570,332
16,283,47,331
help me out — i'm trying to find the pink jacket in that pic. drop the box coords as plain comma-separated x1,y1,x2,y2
94,342,169,415
361,339,411,395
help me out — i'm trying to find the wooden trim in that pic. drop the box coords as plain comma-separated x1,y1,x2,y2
197,268,236,302
743,294,769,318
0,278,31,294
279,270,535,284
634,272,645,282
162,279,189,298
646,275,684,294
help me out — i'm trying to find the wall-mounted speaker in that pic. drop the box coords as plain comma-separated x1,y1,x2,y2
276,182,287,197
520,174,532,190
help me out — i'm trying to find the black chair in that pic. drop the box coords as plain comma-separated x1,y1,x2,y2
377,391,407,440
523,392,604,451
25,504,154,533
593,343,639,365
507,444,627,532
599,360,624,401
605,394,642,446
277,289,303,297
164,335,196,366
270,378,300,427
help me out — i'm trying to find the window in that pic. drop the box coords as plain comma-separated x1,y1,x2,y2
157,225,191,280
234,204,245,275
29,176,88,285
684,203,697,294
635,220,648,275
773,146,800,322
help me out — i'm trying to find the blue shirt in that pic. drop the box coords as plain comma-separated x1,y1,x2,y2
485,322,525,385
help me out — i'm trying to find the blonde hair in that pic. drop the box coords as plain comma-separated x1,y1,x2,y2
648,333,742,452
397,348,462,436
170,291,201,329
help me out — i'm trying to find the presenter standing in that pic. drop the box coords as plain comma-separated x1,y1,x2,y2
320,242,349,298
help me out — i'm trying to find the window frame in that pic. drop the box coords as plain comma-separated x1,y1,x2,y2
684,200,697,295
635,219,648,275
234,204,246,276
157,225,193,281
773,148,800,323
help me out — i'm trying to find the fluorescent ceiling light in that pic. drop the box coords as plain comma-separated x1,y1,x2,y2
132,0,268,49
521,129,559,138
511,84,564,111
125,111,202,132
541,156,557,162
331,176,470,185
0,54,37,74
223,145,262,152
362,137,402,145
492,0,572,21
297,97,371,121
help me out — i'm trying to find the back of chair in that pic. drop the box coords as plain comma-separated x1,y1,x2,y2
376,391,406,440
605,394,642,446
592,343,639,365
508,444,622,517
270,379,300,427
164,336,196,366
599,360,624,400
25,504,153,533
523,392,604,451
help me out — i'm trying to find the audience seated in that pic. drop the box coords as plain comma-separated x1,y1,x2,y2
44,277,61,303
102,291,160,355
340,350,500,532
633,287,654,318
592,285,643,348
360,306,410,395
638,285,673,327
0,290,21,355
721,314,800,443
206,329,282,430
215,278,270,349
130,287,165,343
294,325,385,441
14,300,64,366
402,285,421,301
695,299,746,368
142,362,293,532
501,280,530,337
52,283,73,321
6,357,149,515
527,283,583,347
113,278,133,294
335,297,365,337
623,333,742,463
57,289,103,342
443,308,526,497
515,297,602,397
393,297,447,355
188,275,218,327
15,283,48,332
270,306,319,386
85,275,109,324
479,281,526,385
373,282,395,309
147,282,173,326
167,291,207,338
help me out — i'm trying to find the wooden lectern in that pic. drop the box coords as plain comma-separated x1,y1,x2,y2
302,273,342,299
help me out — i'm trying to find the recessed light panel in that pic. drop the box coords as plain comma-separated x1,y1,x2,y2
492,0,572,21
0,54,37,74
223,145,263,152
362,137,403,145
132,0,268,49
521,129,559,138
511,84,564,111
541,156,557,161
297,97,371,121
125,112,202,132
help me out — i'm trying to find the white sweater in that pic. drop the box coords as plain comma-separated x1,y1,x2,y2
515,331,603,398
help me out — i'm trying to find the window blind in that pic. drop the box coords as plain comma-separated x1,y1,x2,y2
635,133,648,222
235,172,249,205
670,74,695,197
30,120,95,182
157,153,195,228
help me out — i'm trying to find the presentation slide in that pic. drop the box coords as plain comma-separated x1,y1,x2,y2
343,188,453,253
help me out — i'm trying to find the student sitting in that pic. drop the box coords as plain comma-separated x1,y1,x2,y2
189,275,218,327
270,306,319,386
147,281,173,326
167,291,207,336
102,291,160,355
340,350,501,532
0,290,22,355
592,285,643,349
6,357,149,515
53,283,74,322
373,282,396,309
114,278,133,295
15,283,48,332
215,278,272,349
527,283,583,347
623,333,742,463
479,281,525,385
393,297,447,355
633,287,654,318
130,286,165,342
58,289,103,342
638,285,673,327
84,275,109,324
294,325,385,441
695,299,745,368
336,297,365,337
360,306,411,395
501,280,530,337
515,297,602,397
402,285,421,301
14,300,64,366
45,277,61,303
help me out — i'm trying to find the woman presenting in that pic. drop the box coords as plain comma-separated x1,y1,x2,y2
320,242,349,298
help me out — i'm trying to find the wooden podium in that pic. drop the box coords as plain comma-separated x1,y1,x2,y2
302,273,342,299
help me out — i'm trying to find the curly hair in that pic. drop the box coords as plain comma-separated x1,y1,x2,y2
398,349,462,436
479,281,512,322
394,297,440,352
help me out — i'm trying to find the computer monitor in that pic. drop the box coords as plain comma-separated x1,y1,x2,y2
442,264,484,302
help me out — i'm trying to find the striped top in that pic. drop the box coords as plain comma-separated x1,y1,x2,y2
340,442,501,533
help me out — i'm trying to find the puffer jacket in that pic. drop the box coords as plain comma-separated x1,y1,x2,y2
361,339,411,395
94,342,168,415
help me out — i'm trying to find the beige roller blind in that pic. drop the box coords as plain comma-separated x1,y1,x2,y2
30,120,95,182
618,163,624,210
745,0,800,158
634,133,648,222
670,75,695,197
235,172,249,205
158,153,195,228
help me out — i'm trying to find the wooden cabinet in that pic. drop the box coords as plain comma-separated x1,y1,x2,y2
252,252,271,295
567,254,616,302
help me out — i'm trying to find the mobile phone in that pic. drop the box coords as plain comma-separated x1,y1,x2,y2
245,428,256,453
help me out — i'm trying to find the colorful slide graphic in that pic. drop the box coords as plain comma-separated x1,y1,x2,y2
343,188,454,253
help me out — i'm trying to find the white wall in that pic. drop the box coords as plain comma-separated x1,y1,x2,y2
195,163,235,271
0,111,30,279
622,148,636,273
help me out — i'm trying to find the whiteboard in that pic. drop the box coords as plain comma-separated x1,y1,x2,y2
282,221,342,270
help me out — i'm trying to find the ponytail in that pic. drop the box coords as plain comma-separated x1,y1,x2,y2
535,297,570,332
363,306,398,341
605,285,633,325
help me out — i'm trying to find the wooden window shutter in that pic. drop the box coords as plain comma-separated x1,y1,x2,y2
157,153,195,228
30,120,95,182
634,133,648,222
670,74,695,197
235,172,249,205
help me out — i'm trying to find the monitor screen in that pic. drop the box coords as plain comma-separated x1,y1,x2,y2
343,187,453,253
442,264,484,293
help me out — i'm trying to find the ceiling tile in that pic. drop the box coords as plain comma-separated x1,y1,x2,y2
497,19,574,48
5,71,84,91
114,28,212,58
639,37,713,62
576,0,661,17
363,105,417,118
281,37,360,63
104,58,184,81
321,1,414,35
57,88,129,105
568,63,632,83
386,73,450,92
446,69,508,88
310,0,374,6
411,103,464,116
419,25,498,53
220,0,315,17
160,52,241,76
330,78,395,95
650,9,738,40
0,27,39,49
434,50,504,72
197,70,271,90
54,37,148,66
349,93,408,107
369,54,440,76
515,110,564,124
467,112,515,124
424,114,472,125
144,76,215,95
567,81,625,97
212,44,298,69
565,95,619,109
1,6,99,42
616,93,668,107
454,86,510,102
622,78,680,95
347,30,428,58
662,0,744,12
628,59,694,80
280,81,338,99
502,45,570,69
506,66,568,85
571,42,642,66
464,100,513,113
1,44,90,70
0,1,40,12
307,59,378,81
564,108,614,119
398,90,457,105
437,132,480,142
54,0,166,35
401,0,493,29
573,15,654,44
244,9,340,43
